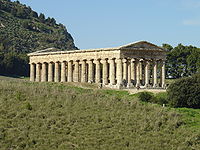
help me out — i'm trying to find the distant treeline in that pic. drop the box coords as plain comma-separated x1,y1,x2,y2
163,44,200,79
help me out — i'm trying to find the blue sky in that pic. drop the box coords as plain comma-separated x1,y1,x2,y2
17,0,200,49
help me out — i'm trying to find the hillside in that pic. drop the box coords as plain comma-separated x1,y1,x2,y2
0,0,78,76
0,0,77,53
0,77,200,149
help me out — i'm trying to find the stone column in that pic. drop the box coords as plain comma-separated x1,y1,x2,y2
54,62,60,82
61,61,66,82
41,63,47,82
101,59,108,85
116,58,123,87
109,58,115,85
139,60,143,81
30,63,35,82
145,60,150,88
153,60,158,88
74,60,79,82
160,60,166,88
135,59,140,87
68,60,73,82
35,63,41,82
122,59,127,82
81,60,86,83
48,62,53,82
88,60,94,83
131,59,136,83
94,59,101,83
127,59,132,87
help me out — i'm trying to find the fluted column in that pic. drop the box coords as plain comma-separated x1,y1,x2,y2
116,58,123,86
153,60,158,88
48,62,53,82
68,60,73,82
139,60,143,81
94,59,101,83
81,60,86,83
127,59,132,87
145,60,150,88
109,58,115,85
122,59,127,82
131,59,136,83
35,63,41,82
135,59,140,87
74,60,79,82
160,60,166,88
61,61,66,82
101,59,108,85
30,63,35,82
88,60,94,83
41,63,47,82
54,62,60,82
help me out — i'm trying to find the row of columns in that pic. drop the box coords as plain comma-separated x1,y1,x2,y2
30,58,165,88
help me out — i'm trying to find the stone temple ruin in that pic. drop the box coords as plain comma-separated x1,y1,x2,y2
28,41,166,89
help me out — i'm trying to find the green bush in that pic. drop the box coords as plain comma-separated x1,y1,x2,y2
167,74,200,108
138,92,153,102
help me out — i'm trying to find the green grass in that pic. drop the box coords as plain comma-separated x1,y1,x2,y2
0,77,200,149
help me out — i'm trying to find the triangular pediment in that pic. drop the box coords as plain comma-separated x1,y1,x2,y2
118,41,164,51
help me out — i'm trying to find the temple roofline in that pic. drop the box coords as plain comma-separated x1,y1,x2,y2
28,41,166,56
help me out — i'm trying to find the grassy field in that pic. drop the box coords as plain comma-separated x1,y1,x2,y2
0,76,200,150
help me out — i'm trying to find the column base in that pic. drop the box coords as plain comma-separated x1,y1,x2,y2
153,84,159,88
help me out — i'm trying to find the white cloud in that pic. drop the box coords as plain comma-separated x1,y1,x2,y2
183,19,200,26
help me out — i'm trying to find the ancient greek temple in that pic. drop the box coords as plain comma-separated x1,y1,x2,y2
28,41,166,89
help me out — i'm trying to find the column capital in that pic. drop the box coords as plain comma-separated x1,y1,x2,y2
139,58,144,62
93,59,100,64
122,58,127,63
100,59,107,64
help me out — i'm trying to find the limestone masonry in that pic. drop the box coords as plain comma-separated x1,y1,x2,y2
28,41,166,89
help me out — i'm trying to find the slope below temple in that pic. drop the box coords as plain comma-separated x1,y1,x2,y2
28,41,166,89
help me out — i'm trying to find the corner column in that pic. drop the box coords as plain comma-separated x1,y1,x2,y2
30,63,35,82
160,60,166,88
41,63,47,82
61,61,66,82
35,63,41,82
101,59,108,85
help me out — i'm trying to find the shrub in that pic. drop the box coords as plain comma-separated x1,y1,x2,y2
138,92,153,102
167,74,200,108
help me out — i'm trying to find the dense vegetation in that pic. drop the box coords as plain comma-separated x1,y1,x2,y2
0,77,200,149
163,44,200,79
167,74,200,108
0,0,77,76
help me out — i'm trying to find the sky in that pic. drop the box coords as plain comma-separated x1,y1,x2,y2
16,0,200,49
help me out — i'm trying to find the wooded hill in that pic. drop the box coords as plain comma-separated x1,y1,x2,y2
0,0,77,76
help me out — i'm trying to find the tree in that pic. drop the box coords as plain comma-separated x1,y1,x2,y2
39,13,45,23
167,74,200,108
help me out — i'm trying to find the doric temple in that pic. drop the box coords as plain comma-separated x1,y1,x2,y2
28,41,167,89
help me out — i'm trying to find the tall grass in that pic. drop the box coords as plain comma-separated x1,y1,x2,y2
0,78,199,149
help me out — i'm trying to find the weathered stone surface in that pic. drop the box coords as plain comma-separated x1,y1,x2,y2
28,41,167,89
